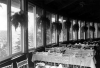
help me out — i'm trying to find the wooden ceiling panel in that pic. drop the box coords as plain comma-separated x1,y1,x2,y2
29,0,100,22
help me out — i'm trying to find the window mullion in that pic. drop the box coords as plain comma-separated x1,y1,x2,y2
61,17,63,42
50,14,52,44
20,0,28,53
7,0,12,55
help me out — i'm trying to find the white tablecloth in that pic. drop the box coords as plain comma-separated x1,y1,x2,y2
32,53,96,68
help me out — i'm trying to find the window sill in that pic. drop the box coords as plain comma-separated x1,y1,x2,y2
0,52,23,63
11,52,23,60
29,48,35,53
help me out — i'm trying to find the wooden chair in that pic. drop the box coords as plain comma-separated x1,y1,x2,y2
2,63,13,68
16,58,29,68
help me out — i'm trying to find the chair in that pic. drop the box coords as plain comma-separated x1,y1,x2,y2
2,63,13,68
16,58,29,68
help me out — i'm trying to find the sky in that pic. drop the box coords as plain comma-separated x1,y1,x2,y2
0,3,7,30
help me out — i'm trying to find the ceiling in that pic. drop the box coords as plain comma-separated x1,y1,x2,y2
29,0,100,23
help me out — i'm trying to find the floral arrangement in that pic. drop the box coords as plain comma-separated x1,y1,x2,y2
64,20,71,31
37,15,50,29
11,10,27,30
73,23,79,31
89,26,95,32
81,26,88,32
51,22,62,34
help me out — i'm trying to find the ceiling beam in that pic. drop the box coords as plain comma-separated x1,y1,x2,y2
68,6,82,14
93,16,100,20
78,6,95,17
58,0,79,11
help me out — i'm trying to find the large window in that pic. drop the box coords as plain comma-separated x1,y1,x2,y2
0,0,23,61
0,1,8,60
11,0,21,54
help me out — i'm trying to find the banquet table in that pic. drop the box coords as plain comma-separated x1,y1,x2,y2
32,52,96,68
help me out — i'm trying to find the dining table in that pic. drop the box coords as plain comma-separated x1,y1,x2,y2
32,48,96,68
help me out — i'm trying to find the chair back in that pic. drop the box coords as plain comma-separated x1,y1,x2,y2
2,63,13,68
16,58,29,68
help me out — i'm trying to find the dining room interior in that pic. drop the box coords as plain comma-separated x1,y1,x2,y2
0,0,100,68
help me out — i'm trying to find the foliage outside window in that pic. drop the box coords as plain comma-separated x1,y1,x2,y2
46,13,51,45
80,22,85,39
86,23,90,39
94,23,97,38
28,4,35,49
72,20,76,40
36,7,43,47
59,17,63,42
69,20,73,40
0,2,8,60
51,15,56,43
97,23,100,38
78,21,81,39
63,20,67,41
46,29,51,44
89,23,93,39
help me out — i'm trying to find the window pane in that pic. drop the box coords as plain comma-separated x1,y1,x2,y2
63,19,67,41
0,1,8,60
46,29,51,44
89,23,93,39
97,23,100,38
72,20,76,40
63,28,67,41
11,0,21,54
28,4,35,49
94,23,97,38
46,13,51,45
51,15,56,43
36,24,43,47
86,23,90,39
69,20,73,40
59,30,62,42
80,22,85,39
36,7,43,47
59,17,63,42
78,21,81,40
52,31,56,43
